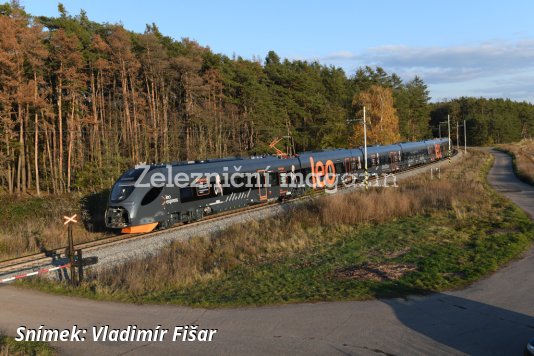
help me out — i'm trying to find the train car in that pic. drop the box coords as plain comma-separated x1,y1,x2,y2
106,155,302,233
105,138,450,233
296,148,357,188
364,144,403,177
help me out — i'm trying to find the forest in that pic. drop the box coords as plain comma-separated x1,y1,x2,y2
0,2,533,196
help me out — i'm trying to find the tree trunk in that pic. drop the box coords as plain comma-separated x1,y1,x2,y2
58,66,64,192
34,73,40,196
67,96,75,192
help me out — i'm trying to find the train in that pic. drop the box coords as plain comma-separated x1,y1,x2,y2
105,138,449,233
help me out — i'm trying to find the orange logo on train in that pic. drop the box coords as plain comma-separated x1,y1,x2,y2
434,144,442,159
309,157,336,188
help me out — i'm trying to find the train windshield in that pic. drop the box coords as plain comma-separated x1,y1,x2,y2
110,183,135,202
110,168,145,202
119,168,145,182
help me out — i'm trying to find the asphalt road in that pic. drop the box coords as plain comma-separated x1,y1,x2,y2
0,149,533,355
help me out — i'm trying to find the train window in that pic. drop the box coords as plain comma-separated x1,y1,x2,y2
269,172,279,186
110,183,135,203
196,178,210,196
180,187,196,203
390,151,401,163
334,162,343,175
370,153,379,166
120,168,145,182
279,172,288,186
238,176,250,192
141,186,163,206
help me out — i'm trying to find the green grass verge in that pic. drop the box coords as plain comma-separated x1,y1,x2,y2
20,152,534,307
494,146,534,186
0,335,55,356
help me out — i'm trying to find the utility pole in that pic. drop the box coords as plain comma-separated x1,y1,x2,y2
456,120,460,150
363,106,368,190
347,106,368,189
447,115,451,152
447,114,451,163
464,119,467,154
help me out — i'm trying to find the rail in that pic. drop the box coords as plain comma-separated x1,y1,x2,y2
0,151,461,281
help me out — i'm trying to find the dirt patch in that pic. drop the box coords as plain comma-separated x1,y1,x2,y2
382,247,411,259
334,262,417,281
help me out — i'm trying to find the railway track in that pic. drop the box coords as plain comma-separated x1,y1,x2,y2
0,152,461,281
0,202,272,277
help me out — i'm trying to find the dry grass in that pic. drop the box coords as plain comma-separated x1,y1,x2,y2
500,139,534,185
0,193,109,260
90,151,491,296
25,150,534,306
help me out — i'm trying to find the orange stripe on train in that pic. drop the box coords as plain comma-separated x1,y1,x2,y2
121,222,158,234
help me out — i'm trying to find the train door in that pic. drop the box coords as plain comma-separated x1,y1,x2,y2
257,170,268,201
344,158,353,183
389,151,400,171
344,158,352,173
278,167,288,197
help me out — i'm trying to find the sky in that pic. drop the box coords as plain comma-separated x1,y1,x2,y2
20,0,534,103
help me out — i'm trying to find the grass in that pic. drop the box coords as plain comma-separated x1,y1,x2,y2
0,335,55,356
20,150,534,307
0,191,110,260
499,139,534,185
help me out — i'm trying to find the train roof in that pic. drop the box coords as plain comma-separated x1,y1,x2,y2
159,155,301,176
125,138,449,183
297,148,355,169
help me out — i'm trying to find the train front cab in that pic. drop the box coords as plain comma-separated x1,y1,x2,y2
105,165,165,233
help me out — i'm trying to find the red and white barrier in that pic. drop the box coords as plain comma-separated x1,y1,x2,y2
0,263,70,283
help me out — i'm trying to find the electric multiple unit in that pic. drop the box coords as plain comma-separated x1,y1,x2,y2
105,138,449,233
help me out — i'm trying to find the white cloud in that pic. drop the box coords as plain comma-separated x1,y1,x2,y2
322,39,534,102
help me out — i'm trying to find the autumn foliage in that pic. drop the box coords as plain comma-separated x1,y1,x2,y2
1,3,532,197
351,85,401,145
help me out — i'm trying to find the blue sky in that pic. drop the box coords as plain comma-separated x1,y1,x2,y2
21,0,534,103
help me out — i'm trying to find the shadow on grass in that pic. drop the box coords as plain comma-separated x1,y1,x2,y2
80,189,110,233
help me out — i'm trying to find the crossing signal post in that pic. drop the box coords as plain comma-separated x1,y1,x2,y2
63,214,98,285
64,214,78,285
